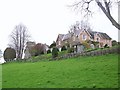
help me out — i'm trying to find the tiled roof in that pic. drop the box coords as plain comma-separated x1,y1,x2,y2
87,30,111,40
61,29,81,41
87,30,95,39
58,34,64,41
74,29,81,36
62,33,72,41
99,32,111,40
57,28,111,43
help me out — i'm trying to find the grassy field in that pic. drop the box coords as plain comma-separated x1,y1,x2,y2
0,64,2,89
2,54,118,88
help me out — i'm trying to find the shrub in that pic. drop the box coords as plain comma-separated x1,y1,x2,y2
118,42,120,45
67,47,74,53
91,41,99,48
112,40,118,46
3,47,16,62
52,47,58,58
47,50,51,54
61,46,67,51
50,41,56,48
57,48,59,52
104,44,109,48
82,41,90,49
41,51,44,55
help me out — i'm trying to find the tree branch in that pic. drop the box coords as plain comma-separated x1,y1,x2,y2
95,0,120,30
104,0,111,14
71,0,120,30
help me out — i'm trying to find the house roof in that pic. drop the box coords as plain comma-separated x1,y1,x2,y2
56,34,65,42
86,30,96,39
59,34,64,39
74,29,81,36
99,32,111,40
86,30,111,40
62,33,72,41
57,28,111,44
43,44,49,48
62,29,81,41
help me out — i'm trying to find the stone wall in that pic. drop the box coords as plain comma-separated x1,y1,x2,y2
52,47,119,60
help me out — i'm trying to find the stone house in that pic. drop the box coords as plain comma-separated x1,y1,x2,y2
43,44,49,54
56,34,65,51
56,28,112,52
79,29,112,47
24,42,49,59
56,30,84,53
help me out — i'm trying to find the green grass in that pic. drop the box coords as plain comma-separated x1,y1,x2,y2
26,50,67,62
0,65,2,89
2,54,118,88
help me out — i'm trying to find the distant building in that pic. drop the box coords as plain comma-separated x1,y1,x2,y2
56,26,112,53
24,41,36,59
24,42,50,59
43,43,49,54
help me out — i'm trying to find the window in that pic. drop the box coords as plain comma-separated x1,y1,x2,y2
82,35,86,40
97,38,99,41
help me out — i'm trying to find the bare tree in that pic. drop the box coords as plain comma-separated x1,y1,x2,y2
70,0,120,30
9,24,30,59
69,21,92,33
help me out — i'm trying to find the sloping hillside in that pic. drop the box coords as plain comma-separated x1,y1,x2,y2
2,54,118,88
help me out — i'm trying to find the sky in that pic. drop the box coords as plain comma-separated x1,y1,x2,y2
0,0,118,53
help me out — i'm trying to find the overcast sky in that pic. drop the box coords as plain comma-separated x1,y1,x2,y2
0,0,118,53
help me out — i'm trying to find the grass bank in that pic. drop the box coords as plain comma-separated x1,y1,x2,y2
2,54,118,88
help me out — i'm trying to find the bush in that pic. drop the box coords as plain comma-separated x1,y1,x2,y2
112,40,118,46
91,41,99,48
104,44,109,48
61,46,67,51
3,47,16,62
41,51,44,55
47,50,51,54
86,48,98,52
52,47,58,58
67,47,74,53
57,48,59,52
50,41,56,48
82,41,90,49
